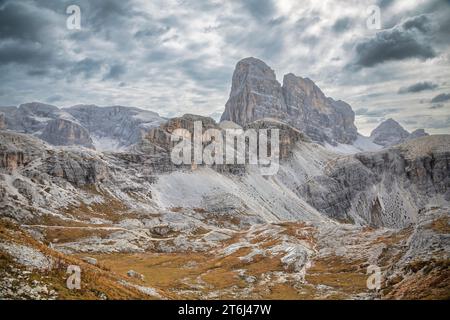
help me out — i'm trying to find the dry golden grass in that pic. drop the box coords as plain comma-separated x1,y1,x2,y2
0,219,161,300
3,217,447,300
87,246,288,299
202,213,241,228
42,227,113,244
428,216,450,234
262,283,305,299
384,259,450,299
305,255,368,296
61,188,141,224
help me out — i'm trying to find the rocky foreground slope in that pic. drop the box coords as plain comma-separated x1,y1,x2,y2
0,117,449,299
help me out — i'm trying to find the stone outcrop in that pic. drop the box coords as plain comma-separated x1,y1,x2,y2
0,131,47,170
244,119,309,160
40,119,94,149
0,151,25,170
0,112,6,130
0,130,107,186
144,114,217,152
46,152,109,186
220,57,358,145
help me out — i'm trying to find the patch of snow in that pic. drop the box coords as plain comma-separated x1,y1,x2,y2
132,111,162,122
324,135,383,154
91,135,126,152
30,116,53,123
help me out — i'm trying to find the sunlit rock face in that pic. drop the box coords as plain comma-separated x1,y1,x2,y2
221,57,358,145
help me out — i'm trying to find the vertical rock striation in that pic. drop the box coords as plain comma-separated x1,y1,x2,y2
221,57,358,145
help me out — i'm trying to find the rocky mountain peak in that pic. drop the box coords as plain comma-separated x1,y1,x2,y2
221,57,357,145
18,102,59,116
408,129,429,140
220,57,287,127
370,118,428,147
233,57,277,82
376,118,404,129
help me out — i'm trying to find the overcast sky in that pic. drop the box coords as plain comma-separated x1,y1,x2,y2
1,0,449,135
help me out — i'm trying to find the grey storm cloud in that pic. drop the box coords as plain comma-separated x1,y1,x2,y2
0,2,52,42
134,26,171,40
46,94,64,103
402,14,434,33
431,93,450,103
332,17,353,33
177,58,231,89
352,15,436,68
355,108,369,115
0,40,53,66
416,115,450,129
398,81,438,93
70,58,103,79
377,0,394,8
0,2,62,68
241,0,275,21
355,108,399,117
295,14,321,31
103,64,126,81
0,0,449,134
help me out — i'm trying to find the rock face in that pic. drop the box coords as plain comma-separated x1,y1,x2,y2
0,131,47,171
40,119,94,149
220,57,358,145
64,105,165,150
46,152,109,186
221,58,287,126
300,135,450,227
144,114,217,152
370,118,429,147
0,112,6,130
0,102,72,134
282,73,357,144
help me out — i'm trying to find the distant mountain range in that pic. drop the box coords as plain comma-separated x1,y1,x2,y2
0,57,429,153
0,103,165,151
